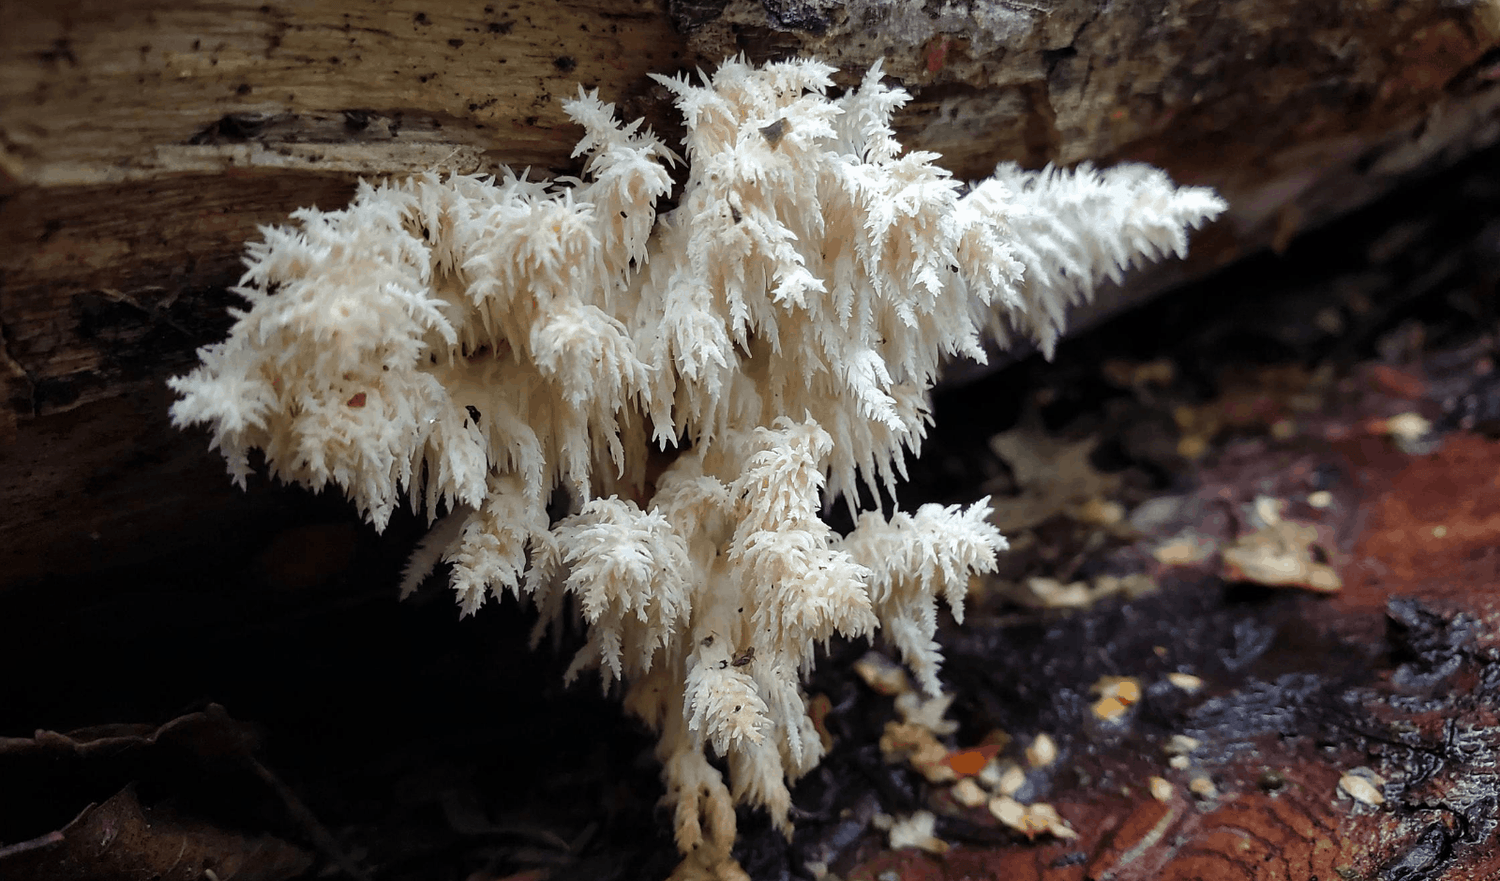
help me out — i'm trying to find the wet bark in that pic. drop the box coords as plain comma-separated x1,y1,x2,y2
4,8,1500,877
5,0,1500,582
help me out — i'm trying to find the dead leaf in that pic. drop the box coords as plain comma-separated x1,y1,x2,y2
0,787,311,881
987,420,1120,533
1221,517,1342,592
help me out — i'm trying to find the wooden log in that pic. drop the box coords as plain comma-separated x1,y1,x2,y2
3,0,1500,581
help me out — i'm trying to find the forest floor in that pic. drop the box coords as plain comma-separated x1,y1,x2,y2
3,146,1500,881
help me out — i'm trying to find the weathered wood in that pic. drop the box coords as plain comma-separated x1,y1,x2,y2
4,13,1500,872
4,0,1500,581
1,0,690,435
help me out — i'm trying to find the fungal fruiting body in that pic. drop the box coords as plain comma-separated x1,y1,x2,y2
170,58,1225,880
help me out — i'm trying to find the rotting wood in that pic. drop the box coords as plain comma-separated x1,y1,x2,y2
3,0,1500,587
3,72,1500,877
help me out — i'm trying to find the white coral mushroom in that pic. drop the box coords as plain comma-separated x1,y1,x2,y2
170,56,1225,879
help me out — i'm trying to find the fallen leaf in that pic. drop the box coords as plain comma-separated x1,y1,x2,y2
0,787,311,881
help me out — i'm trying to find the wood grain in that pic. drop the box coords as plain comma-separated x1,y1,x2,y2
4,0,1500,592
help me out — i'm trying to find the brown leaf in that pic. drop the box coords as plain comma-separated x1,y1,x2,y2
0,787,312,881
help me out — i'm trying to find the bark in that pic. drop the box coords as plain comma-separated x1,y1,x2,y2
4,5,1500,877
3,1,1499,582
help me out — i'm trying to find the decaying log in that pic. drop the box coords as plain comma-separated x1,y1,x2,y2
3,0,1500,579
5,7,1500,878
